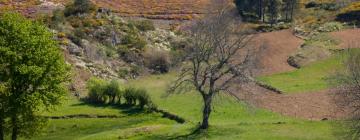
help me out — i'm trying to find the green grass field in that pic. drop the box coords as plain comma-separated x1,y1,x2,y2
29,73,342,140
257,53,346,94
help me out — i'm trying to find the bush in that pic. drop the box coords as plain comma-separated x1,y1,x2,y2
49,9,65,29
123,87,137,105
85,78,155,109
132,20,155,32
121,32,147,51
305,1,318,8
103,80,123,104
64,0,96,17
304,33,340,49
86,77,107,103
144,50,171,73
136,89,151,109
317,22,344,32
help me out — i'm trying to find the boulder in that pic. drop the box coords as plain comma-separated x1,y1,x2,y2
287,45,332,68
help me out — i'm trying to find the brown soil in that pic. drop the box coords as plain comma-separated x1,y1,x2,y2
330,28,360,48
252,30,304,76
233,83,349,120
235,29,360,120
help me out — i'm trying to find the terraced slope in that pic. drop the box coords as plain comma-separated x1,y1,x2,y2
93,0,212,20
0,0,222,20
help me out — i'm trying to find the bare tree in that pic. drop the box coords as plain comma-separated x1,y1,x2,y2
168,9,256,129
332,43,360,139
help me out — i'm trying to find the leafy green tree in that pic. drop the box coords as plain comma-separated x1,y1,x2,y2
104,80,122,104
0,12,70,140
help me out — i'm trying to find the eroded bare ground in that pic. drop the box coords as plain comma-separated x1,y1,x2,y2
331,28,360,48
233,83,349,120
251,30,303,76
233,29,360,120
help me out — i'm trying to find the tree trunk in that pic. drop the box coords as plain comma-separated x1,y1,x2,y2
11,116,18,140
290,0,295,21
111,96,115,104
200,95,212,129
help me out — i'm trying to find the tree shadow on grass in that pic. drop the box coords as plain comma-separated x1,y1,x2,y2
71,101,149,116
144,125,246,140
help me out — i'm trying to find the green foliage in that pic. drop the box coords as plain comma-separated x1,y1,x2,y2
317,22,344,32
64,0,96,17
86,77,107,103
131,20,155,32
123,87,138,105
121,29,147,51
31,74,339,139
85,78,153,108
104,80,123,104
304,33,340,49
0,12,69,138
256,22,291,32
306,2,341,11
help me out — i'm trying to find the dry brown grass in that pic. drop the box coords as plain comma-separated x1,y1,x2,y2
0,0,219,20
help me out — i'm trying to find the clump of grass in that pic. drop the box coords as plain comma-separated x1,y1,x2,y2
304,33,340,49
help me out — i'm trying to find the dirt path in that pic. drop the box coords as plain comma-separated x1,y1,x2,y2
234,29,360,120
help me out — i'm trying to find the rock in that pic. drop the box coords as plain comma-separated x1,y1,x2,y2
287,45,332,68
67,42,83,56
145,29,181,51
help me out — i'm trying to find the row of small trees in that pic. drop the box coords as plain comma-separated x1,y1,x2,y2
85,78,155,109
235,0,298,25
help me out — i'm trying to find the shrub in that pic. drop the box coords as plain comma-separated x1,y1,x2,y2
136,89,151,109
304,33,340,49
305,1,318,8
144,50,171,73
49,9,65,29
103,80,123,104
64,0,96,17
123,87,137,105
121,32,147,51
123,87,154,108
132,20,155,32
86,77,107,103
117,68,130,79
317,22,344,32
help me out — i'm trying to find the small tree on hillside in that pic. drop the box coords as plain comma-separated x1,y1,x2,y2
64,0,96,17
169,9,256,129
0,13,70,140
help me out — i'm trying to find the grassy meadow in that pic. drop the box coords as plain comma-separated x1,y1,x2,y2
29,72,342,140
258,53,346,93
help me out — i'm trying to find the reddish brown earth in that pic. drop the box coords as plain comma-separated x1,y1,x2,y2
252,30,303,76
236,29,360,120
330,28,360,48
0,0,225,20
234,83,348,120
93,0,212,20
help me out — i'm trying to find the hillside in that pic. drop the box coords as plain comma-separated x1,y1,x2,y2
0,0,217,20
1,0,360,140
